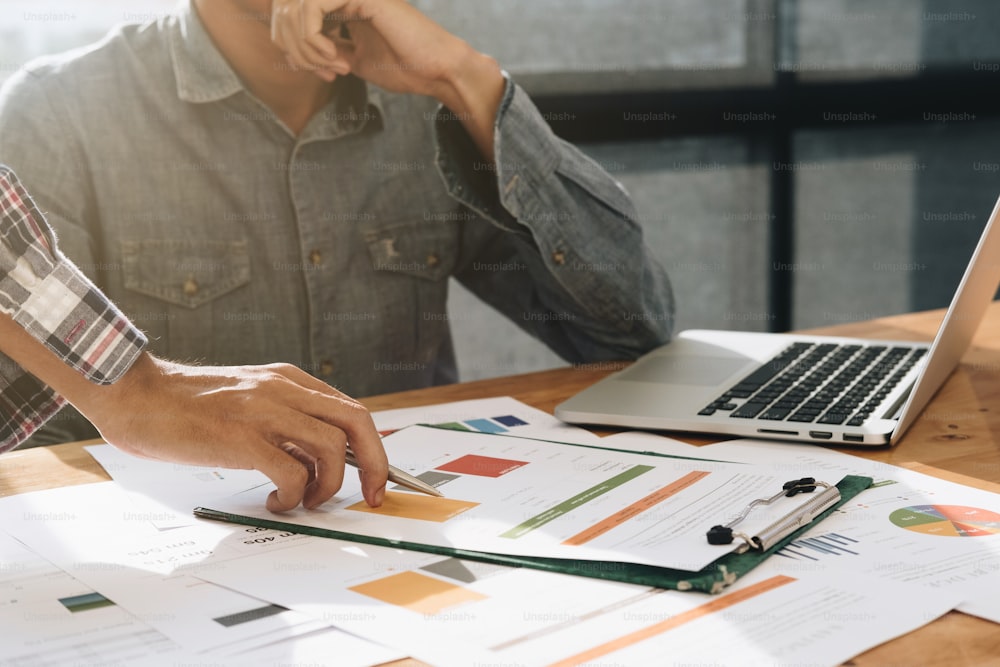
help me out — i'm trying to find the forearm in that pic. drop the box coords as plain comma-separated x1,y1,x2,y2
440,83,675,360
459,218,674,363
0,311,140,430
433,49,506,162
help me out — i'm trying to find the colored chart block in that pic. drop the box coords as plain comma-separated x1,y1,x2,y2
347,491,478,522
436,454,529,478
463,418,507,434
493,415,528,427
502,465,654,539
434,421,472,432
59,592,114,613
431,415,528,433
889,505,1000,537
563,471,710,546
906,520,962,537
349,571,487,615
389,470,459,494
213,604,287,627
548,576,795,667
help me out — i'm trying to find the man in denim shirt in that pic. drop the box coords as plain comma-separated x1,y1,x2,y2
0,0,674,443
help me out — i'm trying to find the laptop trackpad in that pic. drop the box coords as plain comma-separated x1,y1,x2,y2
617,356,749,386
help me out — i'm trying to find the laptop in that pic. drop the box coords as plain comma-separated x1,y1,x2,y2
556,194,1000,446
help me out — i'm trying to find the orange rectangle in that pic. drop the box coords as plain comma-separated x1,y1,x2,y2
349,570,487,616
562,471,711,546
547,575,796,667
346,490,478,523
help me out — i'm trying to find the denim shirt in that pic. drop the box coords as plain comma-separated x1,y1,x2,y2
0,1,674,410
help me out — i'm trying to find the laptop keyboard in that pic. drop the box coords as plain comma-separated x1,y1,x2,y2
699,342,927,427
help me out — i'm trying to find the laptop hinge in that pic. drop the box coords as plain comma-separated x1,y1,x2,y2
881,381,915,421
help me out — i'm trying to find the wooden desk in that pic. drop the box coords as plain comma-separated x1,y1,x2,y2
3,304,1000,665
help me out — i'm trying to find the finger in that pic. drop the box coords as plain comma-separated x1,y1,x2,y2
287,388,387,506
259,367,387,506
304,11,341,60
294,425,349,509
270,1,293,44
311,34,353,75
278,441,318,487
273,3,340,74
271,2,304,55
248,438,311,512
301,1,327,38
255,404,350,509
305,34,350,75
279,21,313,71
325,400,387,507
297,31,340,70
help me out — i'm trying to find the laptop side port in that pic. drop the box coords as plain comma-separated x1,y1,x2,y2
843,433,865,443
809,431,833,440
757,428,798,436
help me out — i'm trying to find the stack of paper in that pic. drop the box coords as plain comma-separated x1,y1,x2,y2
1,397,995,666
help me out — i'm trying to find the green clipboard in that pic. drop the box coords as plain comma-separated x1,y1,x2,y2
195,473,872,595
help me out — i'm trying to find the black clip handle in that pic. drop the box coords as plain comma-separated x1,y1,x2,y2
706,524,734,545
783,477,817,496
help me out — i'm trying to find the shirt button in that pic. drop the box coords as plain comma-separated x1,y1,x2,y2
551,250,566,266
426,253,440,268
182,276,199,297
309,249,323,266
319,360,335,376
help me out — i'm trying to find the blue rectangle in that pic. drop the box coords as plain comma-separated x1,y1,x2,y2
493,415,528,427
464,418,507,434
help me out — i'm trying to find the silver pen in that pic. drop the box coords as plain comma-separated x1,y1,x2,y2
344,449,444,498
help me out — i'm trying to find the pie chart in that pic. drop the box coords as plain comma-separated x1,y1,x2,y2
889,505,1000,537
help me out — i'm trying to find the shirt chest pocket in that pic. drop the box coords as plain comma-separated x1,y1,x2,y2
121,239,251,308
363,219,458,281
358,219,460,367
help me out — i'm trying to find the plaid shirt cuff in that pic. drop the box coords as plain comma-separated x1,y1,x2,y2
1,165,147,452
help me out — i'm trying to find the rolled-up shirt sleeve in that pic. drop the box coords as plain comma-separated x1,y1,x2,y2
0,165,146,452
433,75,675,363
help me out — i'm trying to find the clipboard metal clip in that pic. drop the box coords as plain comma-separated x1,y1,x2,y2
706,477,841,552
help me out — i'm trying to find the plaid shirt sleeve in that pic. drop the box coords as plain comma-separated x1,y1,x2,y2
0,165,147,452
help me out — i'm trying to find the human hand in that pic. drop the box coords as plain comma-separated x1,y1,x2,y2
270,0,504,158
84,354,388,513
270,0,460,94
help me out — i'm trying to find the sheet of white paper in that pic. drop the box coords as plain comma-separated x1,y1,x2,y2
187,530,959,667
699,439,1000,609
0,482,394,658
596,430,715,457
6,493,953,667
225,628,404,667
371,395,601,443
0,529,196,666
0,521,400,666
204,425,857,572
86,443,270,529
960,592,1000,623
83,397,593,531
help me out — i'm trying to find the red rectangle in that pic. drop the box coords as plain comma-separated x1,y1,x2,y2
436,454,528,478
